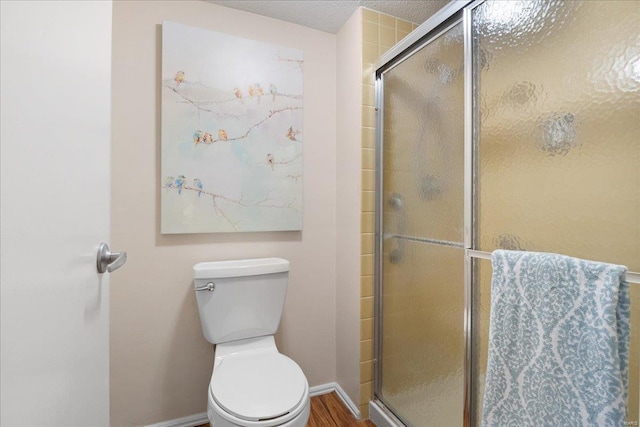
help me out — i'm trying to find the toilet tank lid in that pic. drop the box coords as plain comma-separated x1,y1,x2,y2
193,258,290,279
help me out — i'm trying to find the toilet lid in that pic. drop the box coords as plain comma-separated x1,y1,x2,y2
211,351,307,422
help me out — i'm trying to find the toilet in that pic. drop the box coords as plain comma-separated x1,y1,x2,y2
193,258,310,427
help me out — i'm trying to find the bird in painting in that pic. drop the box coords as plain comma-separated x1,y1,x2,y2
218,129,228,141
174,71,185,86
248,85,255,98
269,84,277,102
203,132,213,143
175,175,186,195
193,130,203,144
285,126,298,141
267,153,275,170
255,83,264,104
193,178,203,197
164,176,174,189
234,87,243,101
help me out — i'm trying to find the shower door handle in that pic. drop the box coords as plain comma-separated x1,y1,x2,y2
387,193,407,264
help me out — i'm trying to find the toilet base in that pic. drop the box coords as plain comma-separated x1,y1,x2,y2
207,389,310,427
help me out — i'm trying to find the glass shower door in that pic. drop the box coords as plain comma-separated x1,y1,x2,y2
377,20,466,426
470,1,640,424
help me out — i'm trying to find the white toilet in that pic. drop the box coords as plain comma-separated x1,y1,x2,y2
193,258,310,427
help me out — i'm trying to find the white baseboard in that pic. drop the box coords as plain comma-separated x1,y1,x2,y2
145,412,208,427
370,399,403,427
309,381,361,420
147,382,360,427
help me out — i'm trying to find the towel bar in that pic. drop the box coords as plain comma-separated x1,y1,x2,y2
466,249,640,285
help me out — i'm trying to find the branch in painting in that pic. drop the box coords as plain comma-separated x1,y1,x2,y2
262,152,302,170
164,175,245,230
255,189,300,212
211,197,240,231
193,106,303,145
165,77,302,104
164,176,246,204
164,174,301,228
276,55,303,64
163,82,240,119
164,75,303,136
276,55,304,71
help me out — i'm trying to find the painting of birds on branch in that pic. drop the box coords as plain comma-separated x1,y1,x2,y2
161,20,303,233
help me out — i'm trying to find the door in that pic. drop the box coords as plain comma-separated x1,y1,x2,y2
376,20,466,426
1,1,112,425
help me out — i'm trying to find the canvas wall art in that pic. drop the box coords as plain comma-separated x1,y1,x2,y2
161,21,303,233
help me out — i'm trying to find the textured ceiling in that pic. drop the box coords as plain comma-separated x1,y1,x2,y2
207,1,449,34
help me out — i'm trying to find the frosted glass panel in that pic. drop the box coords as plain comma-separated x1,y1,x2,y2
474,0,640,271
383,22,464,243
472,258,640,427
471,259,491,427
381,241,464,426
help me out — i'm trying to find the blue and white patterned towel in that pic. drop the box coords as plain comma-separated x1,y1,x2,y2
481,250,630,427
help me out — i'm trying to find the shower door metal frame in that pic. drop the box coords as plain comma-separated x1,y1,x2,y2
372,1,480,426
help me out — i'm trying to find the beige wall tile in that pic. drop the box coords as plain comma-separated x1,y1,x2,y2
361,232,374,254
360,255,373,279
397,19,413,33
361,148,375,170
362,84,374,107
362,20,378,44
361,318,373,340
362,106,375,128
360,275,374,297
360,339,373,361
362,65,375,85
380,25,395,47
362,127,375,149
378,45,392,58
360,404,370,419
362,169,374,192
362,41,379,65
361,212,374,233
360,360,373,383
360,296,374,319
360,381,373,404
361,7,378,23
361,190,374,212
397,29,410,43
379,13,395,28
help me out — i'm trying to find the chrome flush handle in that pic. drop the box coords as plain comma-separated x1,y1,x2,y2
96,242,127,273
194,282,215,292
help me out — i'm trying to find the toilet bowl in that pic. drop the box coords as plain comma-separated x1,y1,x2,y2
193,258,310,427
207,336,309,427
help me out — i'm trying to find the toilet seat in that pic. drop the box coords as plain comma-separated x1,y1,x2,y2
211,350,307,422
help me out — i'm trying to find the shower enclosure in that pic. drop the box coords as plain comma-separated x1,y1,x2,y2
372,1,640,426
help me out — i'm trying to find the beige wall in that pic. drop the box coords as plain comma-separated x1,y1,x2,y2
335,8,364,412
111,1,337,425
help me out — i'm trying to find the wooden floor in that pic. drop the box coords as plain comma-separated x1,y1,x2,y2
307,392,376,427
196,391,376,427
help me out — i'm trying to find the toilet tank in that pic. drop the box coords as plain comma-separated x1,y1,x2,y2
193,258,290,344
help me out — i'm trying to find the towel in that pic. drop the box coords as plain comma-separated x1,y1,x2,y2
481,250,630,427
